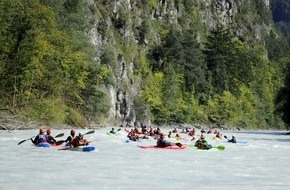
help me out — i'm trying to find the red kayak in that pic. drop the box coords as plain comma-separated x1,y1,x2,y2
137,144,187,150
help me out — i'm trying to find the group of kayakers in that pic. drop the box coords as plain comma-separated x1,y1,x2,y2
31,128,89,147
31,128,56,145
64,129,89,147
29,124,237,150
123,124,238,149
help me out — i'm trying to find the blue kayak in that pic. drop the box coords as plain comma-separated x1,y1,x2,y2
59,145,97,152
36,142,50,148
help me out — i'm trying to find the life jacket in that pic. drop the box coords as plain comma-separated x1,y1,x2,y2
77,139,85,146
196,140,204,149
38,134,47,143
68,135,76,144
188,131,195,136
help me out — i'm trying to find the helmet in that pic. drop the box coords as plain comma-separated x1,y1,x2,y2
78,133,83,139
200,134,205,139
70,129,75,135
112,128,114,130
47,129,51,135
39,128,44,133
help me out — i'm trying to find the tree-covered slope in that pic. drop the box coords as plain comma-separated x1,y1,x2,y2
1,0,290,129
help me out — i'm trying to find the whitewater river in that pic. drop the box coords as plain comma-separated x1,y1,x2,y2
0,128,289,190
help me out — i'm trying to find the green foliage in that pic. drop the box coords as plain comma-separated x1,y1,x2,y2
271,0,290,46
207,87,257,128
203,26,234,94
0,0,289,129
21,97,67,125
275,56,290,129
0,0,111,126
265,30,290,61
65,107,88,128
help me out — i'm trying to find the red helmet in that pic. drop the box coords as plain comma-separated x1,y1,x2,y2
70,129,75,135
47,129,51,135
39,128,44,133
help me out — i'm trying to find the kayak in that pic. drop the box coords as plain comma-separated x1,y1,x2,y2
106,132,117,136
59,145,97,152
187,144,225,151
70,146,96,152
36,142,50,148
193,146,225,151
137,144,187,150
213,136,223,140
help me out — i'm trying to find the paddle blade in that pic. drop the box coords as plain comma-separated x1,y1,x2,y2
55,140,65,145
54,133,64,138
17,136,34,145
84,130,95,135
117,128,121,131
175,143,182,147
17,139,27,145
216,145,225,150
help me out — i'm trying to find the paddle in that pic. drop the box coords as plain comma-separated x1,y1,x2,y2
175,142,182,147
56,130,95,147
54,133,64,138
17,137,36,145
213,145,225,150
224,135,229,140
17,132,64,145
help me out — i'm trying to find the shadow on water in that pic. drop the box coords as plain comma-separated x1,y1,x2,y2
228,130,290,143
250,138,290,142
233,130,290,136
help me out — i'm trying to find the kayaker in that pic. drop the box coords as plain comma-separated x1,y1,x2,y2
70,133,89,147
194,134,212,150
167,131,172,138
110,128,116,134
188,128,195,137
154,128,161,135
175,133,181,141
156,133,173,147
65,129,76,146
31,128,47,145
149,127,155,136
46,129,56,144
127,129,138,141
172,128,178,133
228,135,237,143
215,132,222,139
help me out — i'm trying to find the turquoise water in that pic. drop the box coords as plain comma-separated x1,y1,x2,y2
0,128,289,190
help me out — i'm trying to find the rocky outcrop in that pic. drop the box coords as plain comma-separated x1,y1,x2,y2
86,0,273,125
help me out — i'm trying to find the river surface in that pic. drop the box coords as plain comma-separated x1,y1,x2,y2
0,128,289,190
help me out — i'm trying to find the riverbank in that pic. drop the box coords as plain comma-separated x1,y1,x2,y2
1,110,289,135
0,110,104,131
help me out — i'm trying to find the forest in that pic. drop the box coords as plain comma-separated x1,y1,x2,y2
0,0,290,130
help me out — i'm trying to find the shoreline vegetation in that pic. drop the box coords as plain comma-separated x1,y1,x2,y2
0,110,289,135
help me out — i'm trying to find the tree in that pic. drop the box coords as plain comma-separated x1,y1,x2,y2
203,25,234,94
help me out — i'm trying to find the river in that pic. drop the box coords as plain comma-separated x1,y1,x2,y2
0,128,289,190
